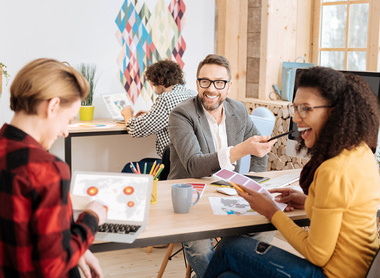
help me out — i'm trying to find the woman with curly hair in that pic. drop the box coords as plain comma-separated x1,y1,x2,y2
121,60,196,157
203,67,380,278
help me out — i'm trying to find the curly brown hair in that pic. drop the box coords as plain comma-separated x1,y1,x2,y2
144,60,184,88
296,67,380,164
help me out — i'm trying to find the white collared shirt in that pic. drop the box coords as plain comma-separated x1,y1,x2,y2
203,106,235,170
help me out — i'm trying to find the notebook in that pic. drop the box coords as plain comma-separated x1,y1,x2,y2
260,173,300,190
101,93,132,121
70,171,152,243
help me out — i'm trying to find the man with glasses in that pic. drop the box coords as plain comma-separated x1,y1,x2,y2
167,54,276,277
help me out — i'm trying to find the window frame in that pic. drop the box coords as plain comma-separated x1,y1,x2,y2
312,0,380,71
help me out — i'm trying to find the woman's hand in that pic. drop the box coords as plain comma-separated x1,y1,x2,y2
236,184,279,220
78,250,103,278
85,201,107,225
269,188,306,212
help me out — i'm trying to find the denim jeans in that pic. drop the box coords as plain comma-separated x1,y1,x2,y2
183,231,275,278
203,236,326,278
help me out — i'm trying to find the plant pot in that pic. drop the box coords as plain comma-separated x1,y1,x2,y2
79,106,95,121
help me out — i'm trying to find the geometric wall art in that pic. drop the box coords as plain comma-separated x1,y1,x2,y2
115,0,186,105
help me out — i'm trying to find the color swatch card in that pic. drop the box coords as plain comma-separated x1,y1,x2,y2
213,169,287,211
187,183,207,198
69,123,116,128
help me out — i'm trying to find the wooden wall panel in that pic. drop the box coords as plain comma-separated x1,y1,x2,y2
215,0,248,100
258,0,313,100
216,0,313,101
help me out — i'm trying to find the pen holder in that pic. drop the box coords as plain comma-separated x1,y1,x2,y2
151,179,157,204
79,106,95,121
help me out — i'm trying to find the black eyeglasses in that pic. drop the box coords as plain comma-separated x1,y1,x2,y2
287,103,334,119
197,78,230,90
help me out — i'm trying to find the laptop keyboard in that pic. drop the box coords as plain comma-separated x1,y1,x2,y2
98,223,141,234
260,173,300,190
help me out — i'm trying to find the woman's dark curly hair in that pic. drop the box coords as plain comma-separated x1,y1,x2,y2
145,60,184,88
295,66,380,164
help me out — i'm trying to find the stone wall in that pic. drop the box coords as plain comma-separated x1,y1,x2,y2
243,99,309,171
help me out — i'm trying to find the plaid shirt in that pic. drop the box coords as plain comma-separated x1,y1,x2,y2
126,84,196,157
0,124,98,278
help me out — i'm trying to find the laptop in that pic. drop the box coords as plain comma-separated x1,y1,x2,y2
260,173,300,190
101,93,132,121
70,171,152,243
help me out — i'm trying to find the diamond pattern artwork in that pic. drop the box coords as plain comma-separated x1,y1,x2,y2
116,0,187,104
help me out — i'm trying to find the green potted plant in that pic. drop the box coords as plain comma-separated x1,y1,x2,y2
78,63,98,121
0,63,11,98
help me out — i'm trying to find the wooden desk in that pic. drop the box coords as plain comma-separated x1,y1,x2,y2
65,118,127,170
90,169,307,253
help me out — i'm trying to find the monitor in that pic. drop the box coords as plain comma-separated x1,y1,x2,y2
286,69,380,158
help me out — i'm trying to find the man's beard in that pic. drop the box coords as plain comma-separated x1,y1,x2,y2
200,92,224,111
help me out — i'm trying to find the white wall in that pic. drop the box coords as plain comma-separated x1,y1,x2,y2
0,0,215,172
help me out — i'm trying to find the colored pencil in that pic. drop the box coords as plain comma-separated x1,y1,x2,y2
149,160,157,175
130,161,139,173
152,163,160,176
129,163,138,174
229,182,244,193
143,162,147,174
136,163,141,174
153,165,164,180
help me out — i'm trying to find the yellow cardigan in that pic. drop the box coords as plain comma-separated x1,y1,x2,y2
272,143,380,278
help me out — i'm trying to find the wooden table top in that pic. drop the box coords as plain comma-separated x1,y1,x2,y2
91,169,305,252
68,118,127,134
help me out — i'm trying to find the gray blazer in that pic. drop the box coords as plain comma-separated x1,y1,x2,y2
168,96,268,179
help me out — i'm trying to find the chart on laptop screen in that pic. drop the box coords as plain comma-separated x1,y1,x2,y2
71,173,149,222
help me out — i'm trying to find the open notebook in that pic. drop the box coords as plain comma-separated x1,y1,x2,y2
71,172,152,243
101,93,132,121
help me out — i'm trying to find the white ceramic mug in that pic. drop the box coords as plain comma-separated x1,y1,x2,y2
171,183,200,213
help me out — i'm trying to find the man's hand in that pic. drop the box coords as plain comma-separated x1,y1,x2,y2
135,110,148,117
78,250,103,278
121,106,134,122
230,135,276,163
236,184,279,220
269,188,306,211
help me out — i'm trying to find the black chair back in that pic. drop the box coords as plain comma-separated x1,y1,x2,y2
366,248,380,278
159,146,170,180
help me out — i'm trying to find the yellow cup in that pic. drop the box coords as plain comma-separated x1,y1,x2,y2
79,106,95,121
151,179,157,204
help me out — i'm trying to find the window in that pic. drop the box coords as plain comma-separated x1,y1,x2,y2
313,0,380,71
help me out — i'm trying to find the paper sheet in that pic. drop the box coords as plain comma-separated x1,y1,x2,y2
208,196,259,215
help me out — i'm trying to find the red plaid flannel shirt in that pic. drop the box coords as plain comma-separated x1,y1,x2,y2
0,124,98,277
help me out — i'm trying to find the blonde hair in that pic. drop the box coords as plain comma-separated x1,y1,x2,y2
10,58,89,114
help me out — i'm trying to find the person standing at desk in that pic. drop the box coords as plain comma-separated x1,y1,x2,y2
204,67,380,278
121,60,196,157
0,58,107,277
168,54,276,277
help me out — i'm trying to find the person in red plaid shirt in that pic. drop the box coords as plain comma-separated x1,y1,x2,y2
0,58,107,277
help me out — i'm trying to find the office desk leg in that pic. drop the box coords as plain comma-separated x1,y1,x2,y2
64,136,72,171
157,243,175,278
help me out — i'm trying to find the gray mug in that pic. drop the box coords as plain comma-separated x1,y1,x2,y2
171,183,200,213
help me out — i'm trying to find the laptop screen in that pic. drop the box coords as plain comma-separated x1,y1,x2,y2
71,172,151,222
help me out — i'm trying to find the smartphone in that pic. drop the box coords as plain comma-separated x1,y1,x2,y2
243,175,270,183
